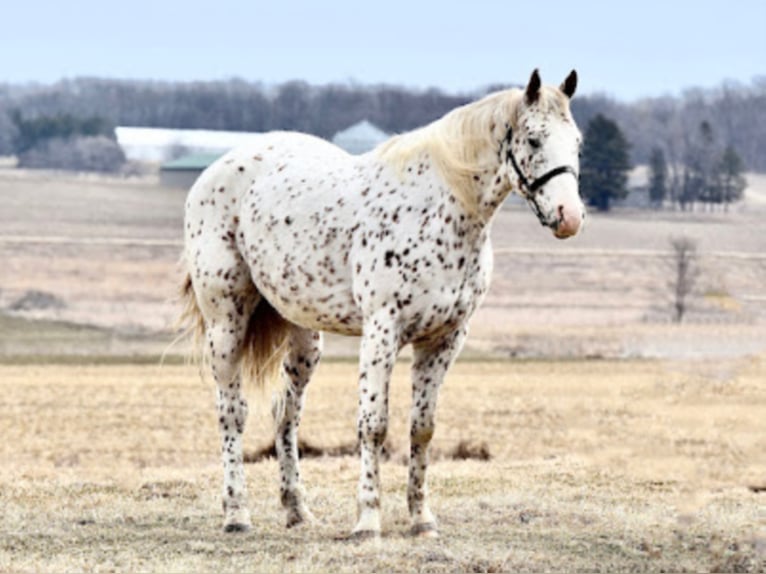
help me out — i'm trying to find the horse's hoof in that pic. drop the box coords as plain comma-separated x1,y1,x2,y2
222,522,251,534
286,509,317,529
411,522,438,538
286,516,303,529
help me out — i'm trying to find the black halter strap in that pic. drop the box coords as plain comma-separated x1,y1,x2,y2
503,127,578,195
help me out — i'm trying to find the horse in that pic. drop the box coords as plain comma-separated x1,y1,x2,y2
179,69,585,539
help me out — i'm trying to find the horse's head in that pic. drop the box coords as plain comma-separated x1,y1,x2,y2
505,69,585,239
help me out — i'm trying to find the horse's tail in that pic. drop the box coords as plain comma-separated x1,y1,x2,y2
240,297,291,390
177,271,206,364
178,270,291,390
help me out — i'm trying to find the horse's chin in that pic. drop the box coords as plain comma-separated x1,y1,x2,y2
552,226,580,239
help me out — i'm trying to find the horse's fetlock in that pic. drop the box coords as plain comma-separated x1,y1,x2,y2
280,488,300,509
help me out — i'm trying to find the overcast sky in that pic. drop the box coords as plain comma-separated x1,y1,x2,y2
2,0,764,101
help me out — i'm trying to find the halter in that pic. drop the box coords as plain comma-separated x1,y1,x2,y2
503,127,578,226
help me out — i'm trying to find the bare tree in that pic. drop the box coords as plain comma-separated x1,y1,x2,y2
648,147,668,208
18,136,126,173
669,236,699,322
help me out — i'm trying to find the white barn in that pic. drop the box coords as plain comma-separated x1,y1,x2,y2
122,121,391,188
115,127,263,163
118,121,390,164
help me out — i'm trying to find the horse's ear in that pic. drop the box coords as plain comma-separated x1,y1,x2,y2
560,70,578,99
525,69,541,105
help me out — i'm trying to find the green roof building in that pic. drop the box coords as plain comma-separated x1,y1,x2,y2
160,153,221,188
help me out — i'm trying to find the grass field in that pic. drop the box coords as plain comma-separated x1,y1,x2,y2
1,359,764,572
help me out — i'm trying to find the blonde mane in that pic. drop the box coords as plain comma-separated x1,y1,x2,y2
376,86,571,216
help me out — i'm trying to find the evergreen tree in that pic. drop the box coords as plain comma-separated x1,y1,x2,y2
715,145,747,209
681,120,716,210
648,147,667,208
579,114,631,211
0,107,17,156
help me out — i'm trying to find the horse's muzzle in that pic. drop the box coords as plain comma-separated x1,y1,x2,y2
552,204,584,239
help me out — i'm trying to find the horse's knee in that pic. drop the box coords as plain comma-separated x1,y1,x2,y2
359,415,388,449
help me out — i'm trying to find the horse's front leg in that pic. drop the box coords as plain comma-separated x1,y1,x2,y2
352,312,400,538
408,327,467,537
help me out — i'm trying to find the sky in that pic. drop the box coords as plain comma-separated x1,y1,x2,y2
1,0,764,101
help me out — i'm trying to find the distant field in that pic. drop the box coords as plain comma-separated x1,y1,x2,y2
0,168,765,360
1,360,764,572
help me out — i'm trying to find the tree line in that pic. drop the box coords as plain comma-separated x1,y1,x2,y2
580,114,747,211
0,79,472,155
0,76,762,190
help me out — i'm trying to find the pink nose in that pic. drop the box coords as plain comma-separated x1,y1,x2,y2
553,204,583,238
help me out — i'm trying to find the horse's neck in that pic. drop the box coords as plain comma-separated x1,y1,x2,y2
440,122,515,223
434,145,511,225
438,90,520,223
374,102,517,225
471,156,513,223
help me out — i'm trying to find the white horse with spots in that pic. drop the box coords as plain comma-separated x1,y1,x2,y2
180,69,585,539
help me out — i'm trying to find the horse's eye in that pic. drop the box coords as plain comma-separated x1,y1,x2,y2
528,138,541,150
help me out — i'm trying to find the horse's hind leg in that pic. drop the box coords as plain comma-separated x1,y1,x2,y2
408,327,467,537
197,277,260,532
275,327,323,528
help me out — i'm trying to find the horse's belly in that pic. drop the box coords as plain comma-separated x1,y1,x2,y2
259,273,363,336
239,207,364,336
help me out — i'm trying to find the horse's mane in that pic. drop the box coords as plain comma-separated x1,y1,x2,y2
376,86,570,215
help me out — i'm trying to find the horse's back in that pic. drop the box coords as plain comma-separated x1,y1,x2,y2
187,132,348,201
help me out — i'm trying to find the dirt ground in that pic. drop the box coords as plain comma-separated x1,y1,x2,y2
0,360,764,573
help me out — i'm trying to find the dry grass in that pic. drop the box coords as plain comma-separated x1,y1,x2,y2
1,359,764,572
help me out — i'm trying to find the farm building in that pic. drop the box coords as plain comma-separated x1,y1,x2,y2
615,166,652,208
159,153,222,189
115,127,262,163
331,120,389,154
154,120,391,188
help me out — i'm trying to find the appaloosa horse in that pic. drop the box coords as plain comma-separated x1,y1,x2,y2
180,69,585,539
